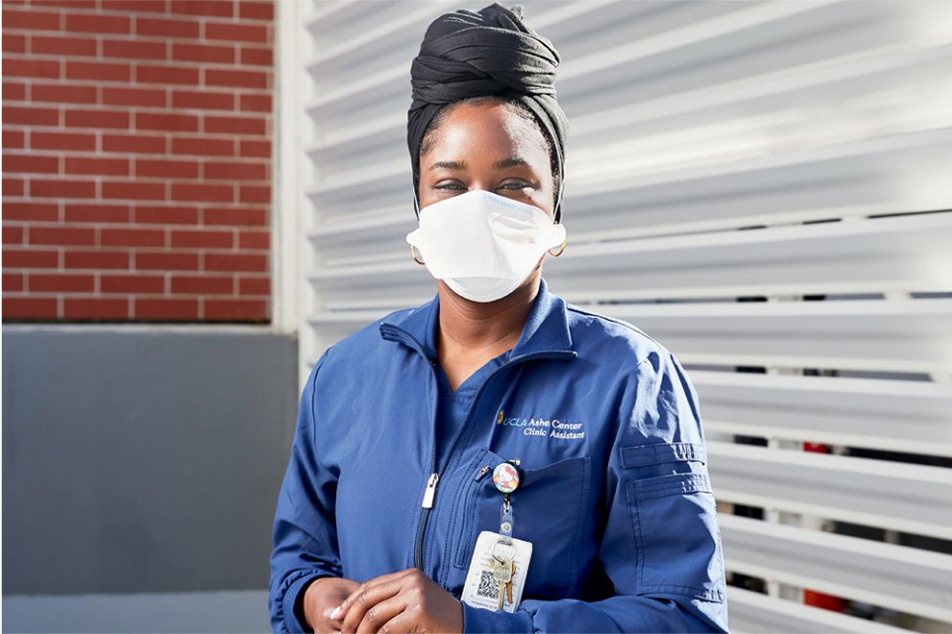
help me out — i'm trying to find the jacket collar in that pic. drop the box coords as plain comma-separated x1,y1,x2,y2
379,276,577,363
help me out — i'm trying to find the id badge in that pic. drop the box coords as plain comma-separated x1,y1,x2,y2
461,530,533,612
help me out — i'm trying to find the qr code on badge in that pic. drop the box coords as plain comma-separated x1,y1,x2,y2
477,569,499,600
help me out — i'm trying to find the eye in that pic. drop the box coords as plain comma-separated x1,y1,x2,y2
499,180,530,190
434,181,465,191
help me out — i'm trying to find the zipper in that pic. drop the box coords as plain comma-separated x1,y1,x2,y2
454,463,492,568
380,322,576,573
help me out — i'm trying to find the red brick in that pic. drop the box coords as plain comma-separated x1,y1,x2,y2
102,39,167,61
29,273,94,293
239,184,270,204
100,273,164,294
3,154,59,174
30,178,96,199
64,298,128,320
65,108,130,130
103,133,166,155
239,46,272,67
3,106,59,126
30,226,95,246
3,33,26,53
135,111,199,133
31,131,96,152
240,93,272,113
136,17,200,39
225,223,263,257
170,0,233,18
31,35,97,57
2,9,61,31
171,89,234,111
3,129,25,149
238,275,269,296
65,13,130,35
4,248,58,268
65,156,130,177
171,183,232,203
3,225,24,244
205,21,267,44
204,252,266,272
2,202,58,222
3,81,26,101
203,161,267,181
64,203,129,224
136,64,199,86
135,158,199,179
31,83,97,104
171,136,234,157
135,205,198,225
170,274,233,294
34,0,96,8
238,139,270,158
3,58,60,80
102,86,166,108
134,297,198,320
101,0,166,12
204,114,265,135
4,177,25,196
205,68,267,90
239,1,274,21
2,298,58,320
170,228,232,248
205,298,267,321
203,206,266,226
102,180,165,201
136,251,199,271
65,250,129,270
66,61,131,82
102,228,166,247
3,272,25,292
172,42,234,64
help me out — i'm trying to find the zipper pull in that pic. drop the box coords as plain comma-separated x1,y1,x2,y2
474,465,491,481
421,473,440,508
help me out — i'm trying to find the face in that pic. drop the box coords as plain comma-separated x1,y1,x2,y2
418,100,555,218
417,100,558,303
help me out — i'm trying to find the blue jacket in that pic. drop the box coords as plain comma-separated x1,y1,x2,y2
269,277,729,633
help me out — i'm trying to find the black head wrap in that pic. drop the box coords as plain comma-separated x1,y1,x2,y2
407,2,568,224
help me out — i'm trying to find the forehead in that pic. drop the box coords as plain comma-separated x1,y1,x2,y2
426,101,548,164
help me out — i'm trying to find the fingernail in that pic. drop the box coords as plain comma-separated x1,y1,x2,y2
329,605,341,620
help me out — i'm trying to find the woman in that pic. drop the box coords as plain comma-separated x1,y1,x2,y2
269,4,729,633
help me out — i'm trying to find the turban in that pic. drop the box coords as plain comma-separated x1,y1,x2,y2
407,2,568,224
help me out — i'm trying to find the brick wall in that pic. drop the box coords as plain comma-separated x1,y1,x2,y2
2,0,274,322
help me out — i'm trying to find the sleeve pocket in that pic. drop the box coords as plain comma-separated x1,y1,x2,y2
620,442,706,469
621,442,725,603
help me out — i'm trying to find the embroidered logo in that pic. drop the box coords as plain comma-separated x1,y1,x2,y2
495,409,585,441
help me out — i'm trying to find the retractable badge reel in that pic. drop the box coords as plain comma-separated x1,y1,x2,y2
460,459,534,613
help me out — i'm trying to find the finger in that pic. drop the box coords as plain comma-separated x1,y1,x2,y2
336,569,416,619
376,612,417,634
339,578,406,634
354,596,408,634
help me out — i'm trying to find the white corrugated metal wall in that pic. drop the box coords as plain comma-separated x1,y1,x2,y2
280,1,952,632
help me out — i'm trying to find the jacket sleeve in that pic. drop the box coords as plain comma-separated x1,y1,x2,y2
269,349,343,633
461,347,730,634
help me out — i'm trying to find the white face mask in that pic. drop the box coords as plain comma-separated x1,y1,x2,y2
406,189,566,303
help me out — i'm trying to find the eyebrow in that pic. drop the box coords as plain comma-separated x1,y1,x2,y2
428,156,530,171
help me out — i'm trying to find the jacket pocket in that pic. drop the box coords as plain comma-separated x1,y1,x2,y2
622,442,725,602
454,452,592,599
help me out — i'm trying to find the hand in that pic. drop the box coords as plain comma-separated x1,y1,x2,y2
304,576,361,634
334,568,463,634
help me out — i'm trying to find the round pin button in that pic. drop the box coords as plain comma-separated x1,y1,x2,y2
492,462,520,494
